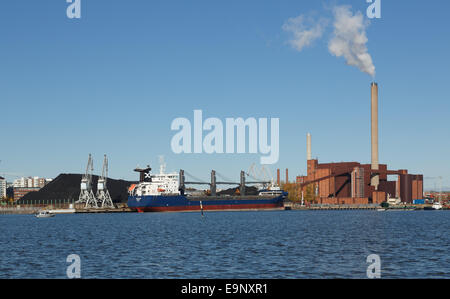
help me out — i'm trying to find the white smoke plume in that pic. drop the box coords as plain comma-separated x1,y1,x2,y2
282,15,326,52
328,5,376,77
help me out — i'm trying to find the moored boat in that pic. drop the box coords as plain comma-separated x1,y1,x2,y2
424,202,443,210
432,202,443,210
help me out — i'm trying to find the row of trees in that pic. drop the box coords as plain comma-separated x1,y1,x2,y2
281,182,317,203
0,196,15,204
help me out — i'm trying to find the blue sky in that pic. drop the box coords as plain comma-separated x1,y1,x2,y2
0,0,449,190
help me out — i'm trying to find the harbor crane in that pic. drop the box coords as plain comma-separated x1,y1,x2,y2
96,154,114,208
76,154,98,208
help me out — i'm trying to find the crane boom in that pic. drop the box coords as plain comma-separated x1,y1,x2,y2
97,154,114,209
77,154,97,208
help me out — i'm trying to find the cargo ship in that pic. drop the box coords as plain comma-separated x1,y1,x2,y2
127,164,287,213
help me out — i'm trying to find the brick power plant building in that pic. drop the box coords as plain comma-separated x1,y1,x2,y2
292,83,423,205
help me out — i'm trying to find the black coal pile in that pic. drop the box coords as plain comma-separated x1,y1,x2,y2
18,174,136,203
217,186,259,196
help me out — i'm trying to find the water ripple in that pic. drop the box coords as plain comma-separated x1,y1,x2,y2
0,211,449,278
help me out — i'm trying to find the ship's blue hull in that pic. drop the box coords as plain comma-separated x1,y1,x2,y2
127,194,286,212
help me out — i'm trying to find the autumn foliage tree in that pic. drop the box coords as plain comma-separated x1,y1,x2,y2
281,182,317,203
281,182,300,202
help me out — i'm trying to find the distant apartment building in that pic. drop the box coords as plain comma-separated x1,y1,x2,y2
0,176,6,199
13,176,48,188
12,176,51,201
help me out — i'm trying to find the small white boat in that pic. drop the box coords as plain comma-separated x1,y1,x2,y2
432,202,443,210
377,208,386,211
35,210,55,218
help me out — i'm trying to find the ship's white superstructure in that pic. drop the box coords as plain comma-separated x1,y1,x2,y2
129,164,180,197
258,185,284,196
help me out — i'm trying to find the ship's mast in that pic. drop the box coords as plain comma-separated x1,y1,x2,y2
159,155,166,174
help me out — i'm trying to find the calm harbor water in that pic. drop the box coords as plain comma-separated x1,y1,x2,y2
0,210,448,279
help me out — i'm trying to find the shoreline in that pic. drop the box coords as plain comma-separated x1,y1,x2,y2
0,204,448,215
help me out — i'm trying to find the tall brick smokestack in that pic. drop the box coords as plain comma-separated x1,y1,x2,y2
307,133,312,161
277,169,280,186
286,169,289,183
371,82,379,190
